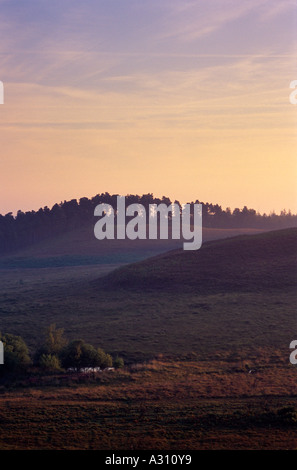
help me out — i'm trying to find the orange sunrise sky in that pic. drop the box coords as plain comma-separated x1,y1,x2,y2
0,0,296,215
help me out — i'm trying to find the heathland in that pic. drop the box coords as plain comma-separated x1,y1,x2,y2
0,198,296,450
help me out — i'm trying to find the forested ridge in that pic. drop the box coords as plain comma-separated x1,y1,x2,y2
0,192,296,255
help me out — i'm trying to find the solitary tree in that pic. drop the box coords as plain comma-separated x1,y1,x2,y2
43,323,67,354
34,323,67,365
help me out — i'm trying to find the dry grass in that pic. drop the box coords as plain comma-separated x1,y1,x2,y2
1,352,297,450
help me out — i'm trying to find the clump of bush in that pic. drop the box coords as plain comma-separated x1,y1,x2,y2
38,354,63,373
1,324,124,378
0,332,31,376
59,340,113,370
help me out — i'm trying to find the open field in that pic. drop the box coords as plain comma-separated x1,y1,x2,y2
0,226,266,268
1,357,297,450
0,228,296,362
0,228,296,450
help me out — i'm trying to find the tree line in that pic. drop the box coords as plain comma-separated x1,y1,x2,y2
0,192,296,254
0,324,124,379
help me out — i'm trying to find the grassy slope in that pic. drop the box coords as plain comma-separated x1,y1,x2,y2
1,228,297,450
97,228,297,294
0,225,265,268
0,228,296,363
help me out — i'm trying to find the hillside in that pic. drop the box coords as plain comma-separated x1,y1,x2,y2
0,225,266,268
1,228,296,362
95,228,297,295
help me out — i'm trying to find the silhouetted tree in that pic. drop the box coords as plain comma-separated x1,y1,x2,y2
0,193,296,255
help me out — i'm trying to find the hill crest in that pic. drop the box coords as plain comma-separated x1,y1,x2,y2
94,228,297,294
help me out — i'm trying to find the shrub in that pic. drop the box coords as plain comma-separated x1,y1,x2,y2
60,340,103,369
0,332,31,376
97,348,113,368
113,356,124,369
34,323,67,364
38,354,62,373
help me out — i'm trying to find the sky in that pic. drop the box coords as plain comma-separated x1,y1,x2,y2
0,0,296,215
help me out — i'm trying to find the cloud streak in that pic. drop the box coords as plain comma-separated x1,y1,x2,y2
0,0,296,214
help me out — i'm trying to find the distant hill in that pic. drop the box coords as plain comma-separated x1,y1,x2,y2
95,228,297,295
1,192,296,258
0,223,267,268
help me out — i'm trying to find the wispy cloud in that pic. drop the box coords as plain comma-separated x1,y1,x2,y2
0,0,296,214
154,0,266,41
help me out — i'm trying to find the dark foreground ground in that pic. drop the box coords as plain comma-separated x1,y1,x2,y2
1,354,297,450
